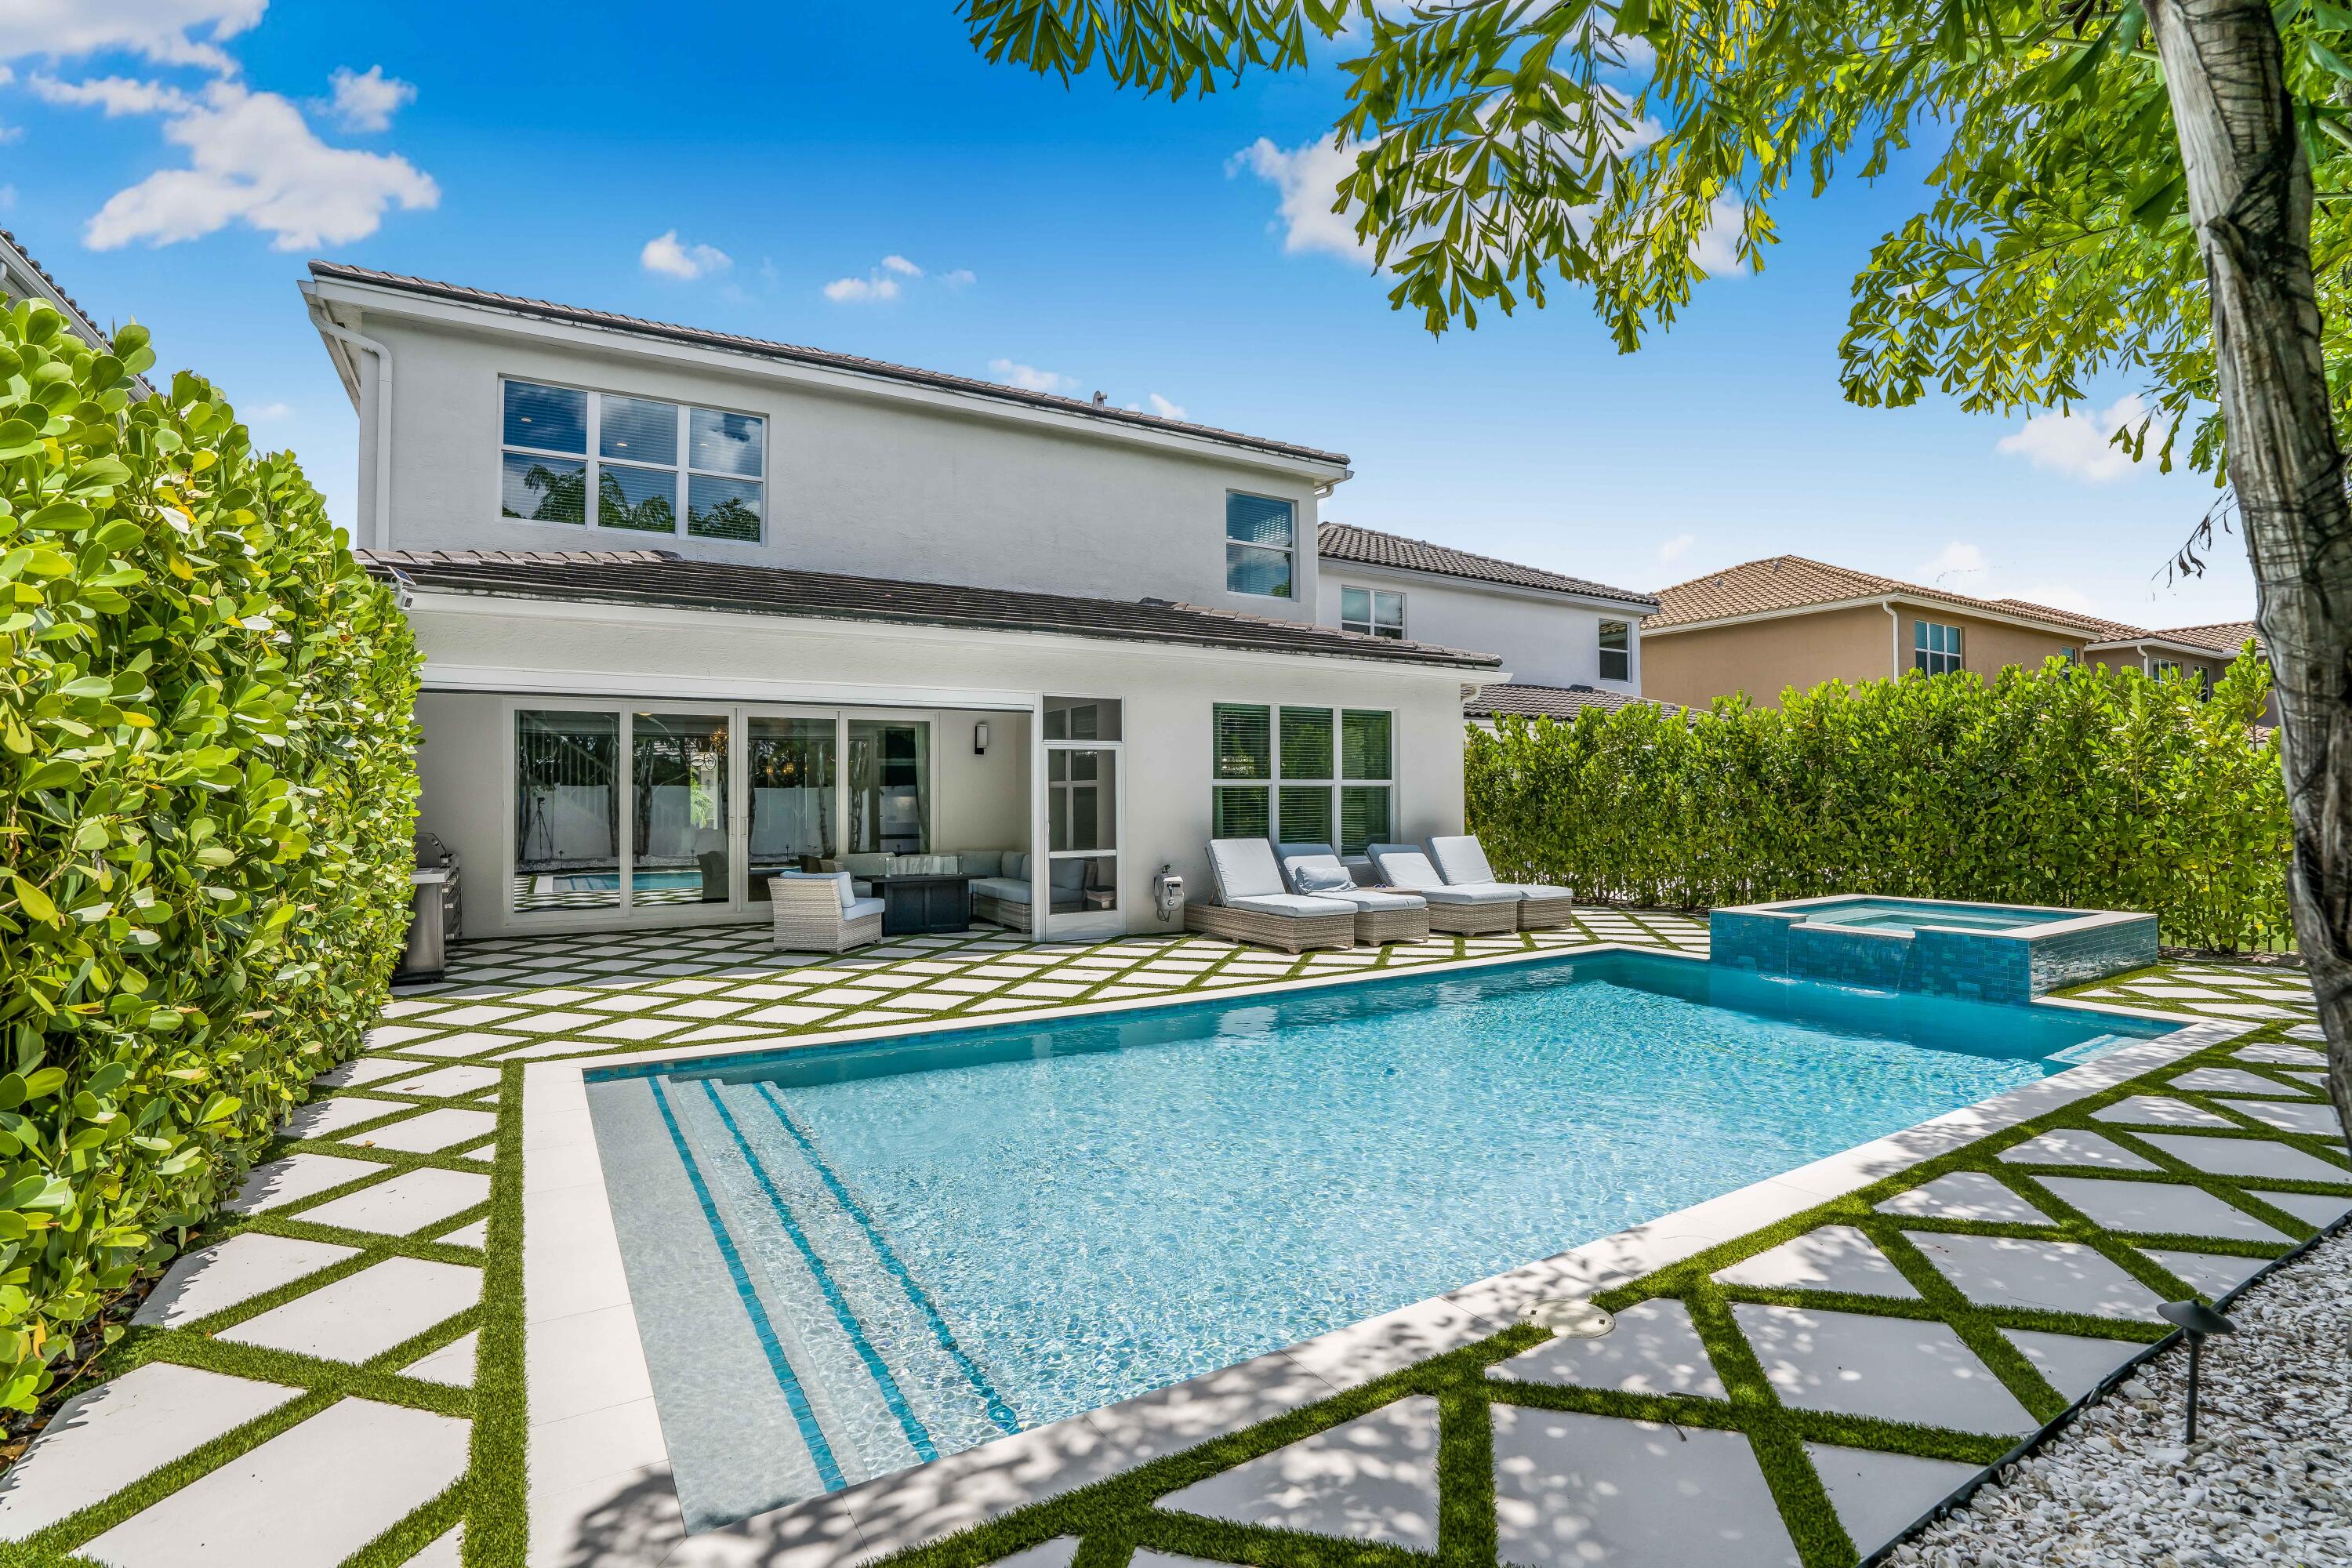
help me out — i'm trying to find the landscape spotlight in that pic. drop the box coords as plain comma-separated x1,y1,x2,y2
2158,1298,2236,1443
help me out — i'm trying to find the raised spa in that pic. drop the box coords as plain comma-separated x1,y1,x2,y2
1711,894,2159,1002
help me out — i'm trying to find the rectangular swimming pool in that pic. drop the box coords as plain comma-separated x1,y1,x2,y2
583,949,2176,1530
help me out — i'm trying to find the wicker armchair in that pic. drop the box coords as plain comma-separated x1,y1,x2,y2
769,873,884,953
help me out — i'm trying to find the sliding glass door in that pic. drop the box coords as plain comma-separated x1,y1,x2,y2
511,703,938,920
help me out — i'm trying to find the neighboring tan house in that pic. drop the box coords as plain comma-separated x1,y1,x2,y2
303,263,1501,942
1642,555,2263,710
1316,523,1658,722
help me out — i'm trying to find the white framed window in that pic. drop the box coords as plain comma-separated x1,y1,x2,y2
499,379,765,543
1914,620,1964,677
1210,703,1393,855
1598,619,1631,682
1225,493,1295,598
1044,697,1123,921
1339,586,1406,638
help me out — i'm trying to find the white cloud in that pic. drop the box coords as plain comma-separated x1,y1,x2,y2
0,1,266,72
1689,194,1746,274
1658,532,1694,563
941,267,975,289
1995,394,2153,483
641,229,731,281
1229,136,1372,260
1922,540,1987,584
822,273,901,303
78,78,438,251
1147,393,1187,420
246,400,290,420
880,254,921,277
28,74,193,115
326,65,414,132
989,358,1075,394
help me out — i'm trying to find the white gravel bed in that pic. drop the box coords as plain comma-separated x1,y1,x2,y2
1893,1227,2351,1568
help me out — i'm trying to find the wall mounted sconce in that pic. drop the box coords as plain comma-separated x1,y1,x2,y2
974,721,990,756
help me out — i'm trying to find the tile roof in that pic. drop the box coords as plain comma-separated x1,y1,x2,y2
1462,683,1677,720
309,262,1348,469
1647,555,2123,635
1318,523,1657,607
0,229,102,339
2151,620,2262,656
357,548,1501,669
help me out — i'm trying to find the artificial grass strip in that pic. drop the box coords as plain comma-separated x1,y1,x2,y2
462,1059,530,1568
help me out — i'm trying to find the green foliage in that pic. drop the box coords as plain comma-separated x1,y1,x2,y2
0,300,421,1411
1466,655,2291,949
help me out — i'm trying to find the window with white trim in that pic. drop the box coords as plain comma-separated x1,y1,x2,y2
1914,620,1964,676
500,379,764,542
1225,493,1295,597
1211,703,1393,855
1598,619,1631,681
1340,586,1406,638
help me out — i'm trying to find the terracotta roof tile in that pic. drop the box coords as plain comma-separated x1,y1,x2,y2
310,262,1348,468
1648,555,2120,635
1319,523,1657,606
1464,683,1676,720
2153,620,2262,656
356,548,1501,669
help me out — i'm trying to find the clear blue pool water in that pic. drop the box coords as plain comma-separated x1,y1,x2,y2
587,949,2176,1512
1796,897,2063,934
553,869,699,892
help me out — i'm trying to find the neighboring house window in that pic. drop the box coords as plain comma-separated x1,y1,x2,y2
1211,703,1394,855
2060,645,2078,664
500,379,764,543
1914,620,1964,676
1225,493,1295,597
2153,658,2181,678
1340,586,1406,638
1598,619,1631,682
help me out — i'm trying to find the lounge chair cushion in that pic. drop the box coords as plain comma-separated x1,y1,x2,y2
1428,835,1499,887
844,896,887,923
1276,843,1358,895
1310,887,1426,913
1516,884,1574,904
1208,838,1287,902
772,869,857,913
1367,846,1519,905
1228,893,1354,919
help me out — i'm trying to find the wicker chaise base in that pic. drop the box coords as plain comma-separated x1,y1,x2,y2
1425,900,1520,936
1352,906,1432,945
1185,902,1356,953
1515,897,1577,931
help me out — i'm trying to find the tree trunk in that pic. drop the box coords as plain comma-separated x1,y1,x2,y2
2145,0,2352,1134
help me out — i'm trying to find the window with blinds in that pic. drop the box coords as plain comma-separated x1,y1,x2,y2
1225,493,1295,597
1210,702,1394,855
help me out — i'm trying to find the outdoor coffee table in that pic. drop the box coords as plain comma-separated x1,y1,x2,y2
869,873,973,936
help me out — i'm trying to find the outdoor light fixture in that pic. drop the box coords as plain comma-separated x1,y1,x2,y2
974,721,989,756
2158,1298,2237,1443
1526,1298,1615,1338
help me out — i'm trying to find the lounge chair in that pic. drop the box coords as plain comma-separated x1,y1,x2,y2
768,871,885,953
1184,839,1358,953
1275,843,1432,945
1365,844,1523,935
1426,835,1577,930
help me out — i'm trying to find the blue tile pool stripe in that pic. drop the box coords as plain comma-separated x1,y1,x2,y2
753,1081,1022,1435
699,1081,939,1464
644,1077,845,1491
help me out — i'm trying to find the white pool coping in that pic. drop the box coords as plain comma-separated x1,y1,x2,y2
517,942,2243,1568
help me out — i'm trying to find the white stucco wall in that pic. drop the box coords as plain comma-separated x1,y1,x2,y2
332,302,1334,621
405,593,1470,939
1313,564,1642,693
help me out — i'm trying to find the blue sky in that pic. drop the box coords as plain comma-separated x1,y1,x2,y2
1,2,2256,627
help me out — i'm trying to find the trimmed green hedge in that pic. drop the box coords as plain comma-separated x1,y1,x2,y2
0,302,420,1410
1466,653,2291,950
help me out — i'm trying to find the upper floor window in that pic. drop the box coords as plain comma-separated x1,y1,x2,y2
1341,586,1405,638
1915,620,1963,677
500,379,764,543
1598,619,1631,682
1225,493,1294,598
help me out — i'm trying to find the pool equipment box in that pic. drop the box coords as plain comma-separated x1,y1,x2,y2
1711,895,2158,1003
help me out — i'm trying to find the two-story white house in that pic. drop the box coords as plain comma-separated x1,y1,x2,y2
302,263,1503,942
1314,523,1657,724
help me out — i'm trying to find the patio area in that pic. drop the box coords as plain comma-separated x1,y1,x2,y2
0,916,2339,1568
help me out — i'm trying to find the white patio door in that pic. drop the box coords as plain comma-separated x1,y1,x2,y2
1041,696,1123,939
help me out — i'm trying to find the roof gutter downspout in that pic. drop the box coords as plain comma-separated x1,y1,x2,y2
303,291,392,551
1883,599,1901,679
